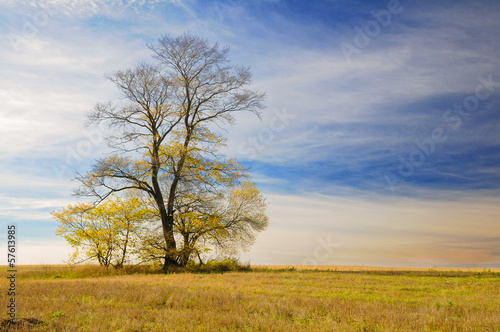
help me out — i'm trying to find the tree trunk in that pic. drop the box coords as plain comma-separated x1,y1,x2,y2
151,147,178,270
178,233,191,267
161,213,179,269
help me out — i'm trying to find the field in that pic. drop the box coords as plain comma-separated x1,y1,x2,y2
1,265,500,331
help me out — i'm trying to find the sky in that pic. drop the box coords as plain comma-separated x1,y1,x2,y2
0,0,499,267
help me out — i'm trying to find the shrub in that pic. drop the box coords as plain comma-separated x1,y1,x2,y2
187,258,251,273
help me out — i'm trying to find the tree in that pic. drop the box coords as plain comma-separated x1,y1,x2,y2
52,196,152,267
75,33,266,268
174,181,269,266
130,180,268,267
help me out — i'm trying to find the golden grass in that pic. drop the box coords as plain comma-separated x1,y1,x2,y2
255,265,500,272
1,265,499,331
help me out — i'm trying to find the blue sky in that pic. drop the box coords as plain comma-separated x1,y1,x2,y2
0,0,499,267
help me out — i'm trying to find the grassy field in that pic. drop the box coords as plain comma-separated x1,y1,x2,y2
1,265,499,331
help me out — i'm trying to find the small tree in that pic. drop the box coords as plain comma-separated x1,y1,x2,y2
174,180,268,266
53,196,152,267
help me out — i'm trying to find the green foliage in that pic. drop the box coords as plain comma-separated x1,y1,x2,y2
186,259,251,273
52,311,64,318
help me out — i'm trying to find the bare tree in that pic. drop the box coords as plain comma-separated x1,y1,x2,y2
76,33,265,268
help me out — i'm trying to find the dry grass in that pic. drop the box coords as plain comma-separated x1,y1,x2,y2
1,265,499,331
257,265,500,273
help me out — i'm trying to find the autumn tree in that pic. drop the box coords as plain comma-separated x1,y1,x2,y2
75,33,266,268
52,196,152,267
174,181,269,266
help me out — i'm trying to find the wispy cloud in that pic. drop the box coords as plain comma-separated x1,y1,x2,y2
218,2,500,196
0,0,162,17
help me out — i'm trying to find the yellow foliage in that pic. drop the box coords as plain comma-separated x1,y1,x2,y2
52,196,155,267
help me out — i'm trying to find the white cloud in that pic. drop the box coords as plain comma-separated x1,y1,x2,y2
0,0,162,18
0,22,152,161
